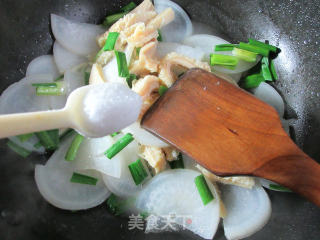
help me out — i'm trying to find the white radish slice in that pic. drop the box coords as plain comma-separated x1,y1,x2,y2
157,42,204,60
74,136,122,178
0,75,53,114
183,34,260,74
64,65,86,96
103,138,150,198
26,55,60,78
35,137,110,210
51,14,105,56
221,183,271,240
212,71,242,84
136,169,220,239
258,178,292,192
9,135,45,153
122,122,169,148
154,0,192,43
251,82,285,117
102,45,134,84
53,41,87,73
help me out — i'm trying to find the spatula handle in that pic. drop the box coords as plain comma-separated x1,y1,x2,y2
253,149,320,207
0,109,70,139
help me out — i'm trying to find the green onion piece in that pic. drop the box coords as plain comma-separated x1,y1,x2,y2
65,133,84,161
106,194,134,216
84,71,90,85
136,47,141,57
194,174,214,205
128,159,148,185
111,132,120,137
17,133,33,142
114,51,129,78
35,130,59,150
248,38,278,53
103,32,120,51
70,172,98,185
238,42,270,57
233,48,257,62
31,83,57,87
103,12,126,27
54,74,64,82
105,133,134,159
33,141,42,149
169,153,184,169
7,140,31,158
261,63,273,81
126,73,137,88
140,211,149,219
242,73,264,89
270,60,278,80
158,85,168,96
210,54,239,67
215,44,235,52
35,82,64,96
269,184,292,192
157,29,163,42
120,2,137,12
59,128,75,142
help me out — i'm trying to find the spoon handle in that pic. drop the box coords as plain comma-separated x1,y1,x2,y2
0,109,70,139
253,146,320,207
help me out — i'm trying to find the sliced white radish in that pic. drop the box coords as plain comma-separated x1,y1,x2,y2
157,42,204,60
183,34,260,74
51,14,105,56
258,178,292,192
122,122,169,148
251,82,285,117
63,65,86,96
102,138,150,198
53,41,87,73
9,135,45,153
74,136,122,178
0,75,53,114
35,137,110,210
221,183,271,240
212,71,242,84
26,55,60,78
154,0,192,43
136,169,220,239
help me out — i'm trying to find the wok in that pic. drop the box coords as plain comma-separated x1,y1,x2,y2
0,0,319,239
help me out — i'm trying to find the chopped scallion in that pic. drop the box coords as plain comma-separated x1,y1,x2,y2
35,130,59,150
261,62,273,81
54,74,64,82
242,73,264,89
158,85,168,96
169,153,184,169
111,132,120,137
128,159,148,185
33,141,42,149
59,128,75,142
65,133,84,161
270,60,278,80
238,42,270,57
126,73,137,88
70,172,98,185
233,48,257,62
84,71,90,85
105,133,134,159
157,29,163,42
103,12,126,27
194,174,214,205
103,32,120,51
17,133,33,142
210,54,239,68
31,83,57,87
35,82,65,96
136,47,141,57
269,184,292,192
106,194,134,216
114,51,129,78
7,140,31,158
120,2,137,12
248,38,278,53
215,44,235,52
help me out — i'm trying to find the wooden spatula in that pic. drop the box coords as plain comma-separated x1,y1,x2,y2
141,68,320,207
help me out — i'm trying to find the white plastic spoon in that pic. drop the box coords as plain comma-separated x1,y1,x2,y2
0,83,142,138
